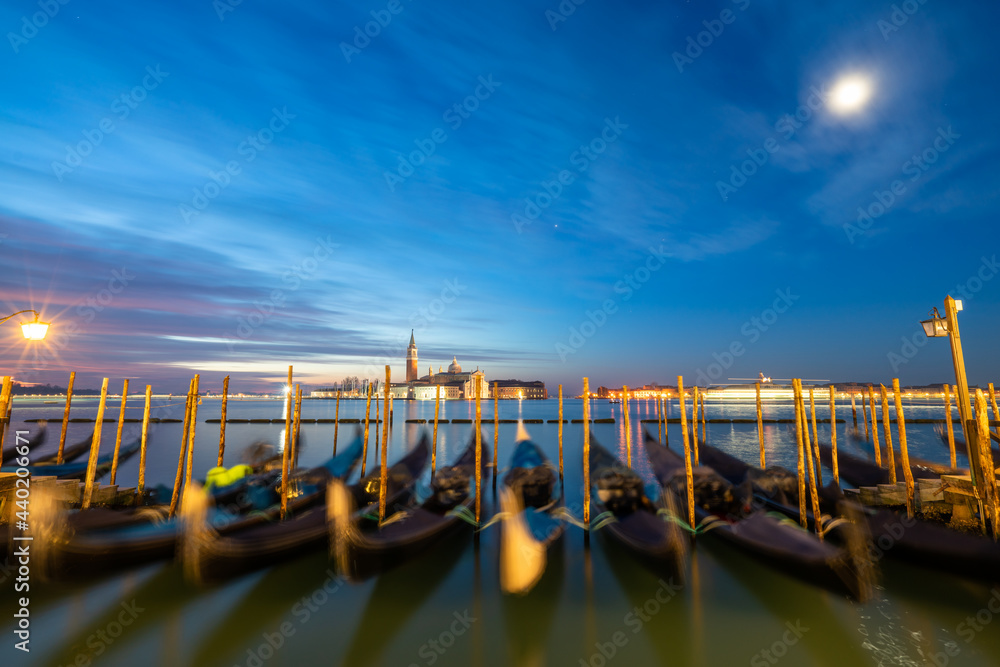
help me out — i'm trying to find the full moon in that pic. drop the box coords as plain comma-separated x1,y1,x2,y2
828,75,872,114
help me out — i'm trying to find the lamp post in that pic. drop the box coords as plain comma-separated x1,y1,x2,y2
921,296,981,484
0,309,49,341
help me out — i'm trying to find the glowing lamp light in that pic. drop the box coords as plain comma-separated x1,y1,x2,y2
1,310,49,341
829,75,872,114
21,319,49,341
920,307,949,338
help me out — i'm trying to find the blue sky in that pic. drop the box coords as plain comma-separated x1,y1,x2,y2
1,0,998,393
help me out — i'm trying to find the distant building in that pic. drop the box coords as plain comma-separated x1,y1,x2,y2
491,379,547,400
406,330,418,382
389,332,489,400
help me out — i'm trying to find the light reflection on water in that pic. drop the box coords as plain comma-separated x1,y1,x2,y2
3,396,998,666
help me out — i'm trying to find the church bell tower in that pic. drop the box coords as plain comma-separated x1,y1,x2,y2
406,330,418,382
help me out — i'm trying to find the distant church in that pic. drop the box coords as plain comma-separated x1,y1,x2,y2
390,331,489,400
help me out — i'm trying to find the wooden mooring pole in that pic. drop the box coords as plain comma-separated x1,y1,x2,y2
57,371,76,464
662,396,669,447
678,376,695,529
851,391,858,429
475,376,482,524
361,382,372,477
891,379,916,518
829,386,839,485
583,377,591,530
185,375,200,489
623,385,631,468
989,383,1000,424
218,375,229,466
168,380,194,518
110,378,129,485
333,389,341,456
691,385,700,465
0,376,11,456
292,384,303,468
432,385,440,477
280,366,293,520
867,386,882,467
493,382,499,480
379,366,390,523
973,389,999,539
81,378,110,510
798,381,822,534
137,384,151,502
558,384,564,479
879,385,897,485
657,392,664,449
756,381,765,468
700,388,707,443
808,387,822,487
861,389,870,441
792,379,808,530
944,384,957,470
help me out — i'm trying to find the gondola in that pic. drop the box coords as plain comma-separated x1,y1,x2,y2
185,433,431,583
699,440,1000,583
934,424,1000,462
1,438,141,480
330,431,489,581
32,428,95,464
499,430,564,595
1,422,48,463
587,433,685,582
642,433,871,600
36,434,365,578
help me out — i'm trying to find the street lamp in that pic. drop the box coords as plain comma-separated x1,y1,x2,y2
921,296,978,474
920,306,949,338
0,309,49,341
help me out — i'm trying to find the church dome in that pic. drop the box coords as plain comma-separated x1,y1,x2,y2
448,356,462,373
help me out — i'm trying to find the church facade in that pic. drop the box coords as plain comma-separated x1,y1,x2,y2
389,331,490,400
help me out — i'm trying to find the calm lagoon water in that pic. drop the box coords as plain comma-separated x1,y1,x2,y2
3,395,999,666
